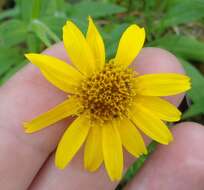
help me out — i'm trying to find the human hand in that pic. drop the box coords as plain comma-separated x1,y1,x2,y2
0,43,203,190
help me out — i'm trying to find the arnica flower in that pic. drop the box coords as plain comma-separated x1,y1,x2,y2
24,17,191,181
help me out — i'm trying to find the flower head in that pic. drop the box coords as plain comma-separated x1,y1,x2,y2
24,17,191,181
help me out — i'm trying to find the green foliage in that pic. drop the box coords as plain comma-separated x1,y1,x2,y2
105,23,129,59
1,0,204,188
0,7,19,21
151,35,204,62
0,46,23,75
0,46,25,85
116,141,157,190
0,19,27,46
181,59,204,118
0,0,126,84
15,0,33,21
67,1,126,19
161,0,204,28
150,35,204,119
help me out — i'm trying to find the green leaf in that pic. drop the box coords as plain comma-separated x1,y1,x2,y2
16,0,58,21
180,59,204,118
31,19,60,47
31,20,52,47
150,35,204,62
40,0,64,16
41,16,66,37
159,0,204,30
116,141,157,190
0,61,27,86
0,7,19,21
15,0,33,22
183,102,204,118
31,0,41,19
0,19,27,47
0,46,24,81
180,59,204,102
104,23,129,59
26,33,42,52
67,1,126,19
55,0,66,16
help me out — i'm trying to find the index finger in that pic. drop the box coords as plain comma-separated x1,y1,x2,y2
0,43,69,189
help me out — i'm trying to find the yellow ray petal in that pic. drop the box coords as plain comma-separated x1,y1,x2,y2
135,95,181,122
134,73,191,96
86,16,105,71
130,103,173,144
84,125,103,172
24,98,80,133
115,24,145,68
102,122,123,181
41,68,79,94
55,113,91,169
63,21,96,75
117,117,147,157
25,53,83,93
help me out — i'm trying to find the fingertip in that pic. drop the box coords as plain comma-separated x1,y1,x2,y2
43,42,70,63
133,47,185,75
127,122,204,190
133,47,187,107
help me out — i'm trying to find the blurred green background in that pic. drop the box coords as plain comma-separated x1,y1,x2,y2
0,0,204,188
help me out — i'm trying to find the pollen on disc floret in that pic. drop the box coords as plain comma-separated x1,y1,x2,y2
76,62,137,123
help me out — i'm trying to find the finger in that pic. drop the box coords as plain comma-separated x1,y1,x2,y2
28,47,186,190
126,122,204,190
133,47,186,106
0,43,71,189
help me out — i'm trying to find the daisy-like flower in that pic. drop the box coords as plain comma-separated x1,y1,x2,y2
24,17,191,181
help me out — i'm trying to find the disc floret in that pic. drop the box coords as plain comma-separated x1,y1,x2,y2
77,63,136,123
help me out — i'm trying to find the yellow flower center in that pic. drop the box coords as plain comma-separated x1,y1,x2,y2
77,63,136,123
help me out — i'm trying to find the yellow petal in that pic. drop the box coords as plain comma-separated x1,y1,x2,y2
86,16,105,71
130,103,173,144
63,21,96,75
134,73,191,96
41,68,79,94
84,125,103,172
55,113,91,169
25,53,83,93
115,24,145,68
117,117,147,157
135,95,181,122
102,122,123,181
24,98,80,133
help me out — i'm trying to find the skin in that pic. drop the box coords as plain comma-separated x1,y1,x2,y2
0,43,204,190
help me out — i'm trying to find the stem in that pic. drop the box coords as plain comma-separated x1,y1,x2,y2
115,141,157,190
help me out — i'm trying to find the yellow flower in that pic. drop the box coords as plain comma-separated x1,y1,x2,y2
24,17,191,181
